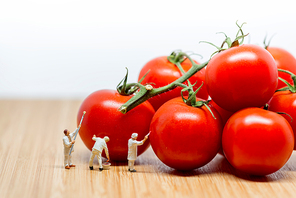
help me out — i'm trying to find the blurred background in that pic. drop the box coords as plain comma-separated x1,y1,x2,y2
0,0,295,99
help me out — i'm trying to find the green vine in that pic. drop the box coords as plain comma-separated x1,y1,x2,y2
200,21,248,57
118,52,209,114
177,82,216,119
117,22,248,114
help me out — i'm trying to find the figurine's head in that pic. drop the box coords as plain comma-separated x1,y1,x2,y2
104,136,110,142
131,133,138,140
64,129,70,136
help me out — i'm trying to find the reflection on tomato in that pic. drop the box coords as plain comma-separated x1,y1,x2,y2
77,90,155,161
222,108,294,175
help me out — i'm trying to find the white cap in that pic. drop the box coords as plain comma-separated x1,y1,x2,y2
131,133,138,138
104,136,110,142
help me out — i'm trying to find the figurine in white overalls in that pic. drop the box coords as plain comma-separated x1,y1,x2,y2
63,125,80,169
89,135,110,171
127,133,149,172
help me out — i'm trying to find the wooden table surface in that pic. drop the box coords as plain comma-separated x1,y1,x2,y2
0,100,296,198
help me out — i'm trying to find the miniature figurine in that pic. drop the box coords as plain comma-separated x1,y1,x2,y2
63,111,86,170
63,125,80,169
127,133,149,172
89,135,110,171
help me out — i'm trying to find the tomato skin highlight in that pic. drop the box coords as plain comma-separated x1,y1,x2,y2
150,97,223,170
77,90,155,161
268,90,296,150
205,44,278,112
222,108,294,176
139,56,208,111
266,47,296,89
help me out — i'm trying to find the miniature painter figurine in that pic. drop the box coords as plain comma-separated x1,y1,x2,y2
63,125,80,169
89,135,110,171
127,133,149,172
63,111,86,170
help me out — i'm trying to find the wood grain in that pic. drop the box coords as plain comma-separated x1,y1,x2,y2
0,100,296,198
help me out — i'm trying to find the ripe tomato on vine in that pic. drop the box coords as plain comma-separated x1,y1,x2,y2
77,70,155,161
138,54,208,111
268,69,296,150
149,84,223,170
205,43,278,112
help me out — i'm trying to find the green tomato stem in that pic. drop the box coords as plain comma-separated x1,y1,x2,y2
167,52,194,91
277,69,296,93
118,22,247,114
118,52,209,114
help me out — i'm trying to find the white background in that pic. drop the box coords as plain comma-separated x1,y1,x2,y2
1,0,295,99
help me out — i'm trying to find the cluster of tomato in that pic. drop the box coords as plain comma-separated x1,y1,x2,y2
77,29,296,176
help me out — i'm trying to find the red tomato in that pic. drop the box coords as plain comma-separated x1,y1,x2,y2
208,100,234,126
208,100,235,156
205,44,278,112
149,97,223,170
139,56,208,111
266,47,296,89
77,90,155,161
268,90,296,150
222,108,294,175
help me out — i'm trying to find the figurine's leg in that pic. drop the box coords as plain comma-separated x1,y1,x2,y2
129,160,136,172
64,155,68,166
131,160,135,170
68,155,75,167
98,154,102,168
89,151,96,168
64,155,70,169
69,155,72,165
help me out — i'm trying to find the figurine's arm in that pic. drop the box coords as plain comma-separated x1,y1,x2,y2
142,135,149,144
136,135,149,145
63,138,74,148
70,125,81,138
92,135,98,141
104,145,110,161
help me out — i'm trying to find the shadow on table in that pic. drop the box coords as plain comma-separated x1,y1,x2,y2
151,153,293,182
74,145,295,181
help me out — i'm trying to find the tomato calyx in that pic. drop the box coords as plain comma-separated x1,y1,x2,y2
117,68,141,96
276,112,293,122
167,51,203,93
265,104,293,122
176,82,216,119
167,51,203,66
167,51,187,65
200,21,248,57
116,67,152,97
263,34,276,49
276,69,296,93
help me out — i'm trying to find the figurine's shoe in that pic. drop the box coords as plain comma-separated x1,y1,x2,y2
65,166,70,169
99,168,104,171
89,166,93,170
129,169,137,172
70,164,76,167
